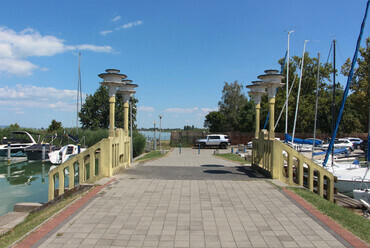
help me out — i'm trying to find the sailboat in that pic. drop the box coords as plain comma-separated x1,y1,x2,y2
49,53,86,165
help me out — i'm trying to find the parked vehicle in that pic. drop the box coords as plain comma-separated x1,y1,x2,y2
345,137,363,149
321,138,355,152
195,134,231,149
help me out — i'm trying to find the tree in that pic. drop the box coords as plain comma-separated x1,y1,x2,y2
341,37,370,132
9,123,20,128
204,111,226,132
218,81,247,131
48,120,63,132
79,85,138,130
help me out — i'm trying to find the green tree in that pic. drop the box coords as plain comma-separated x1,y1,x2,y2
238,98,255,132
204,111,226,132
9,123,20,129
79,85,138,130
48,120,63,132
218,81,247,131
341,37,370,132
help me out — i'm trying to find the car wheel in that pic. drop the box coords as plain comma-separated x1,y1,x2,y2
200,143,205,149
220,143,227,149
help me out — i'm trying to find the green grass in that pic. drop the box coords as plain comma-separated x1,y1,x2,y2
214,153,249,164
135,150,168,163
289,187,370,244
0,191,85,248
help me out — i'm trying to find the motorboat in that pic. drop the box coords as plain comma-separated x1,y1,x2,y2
48,144,86,165
333,167,370,196
0,131,36,160
25,144,59,161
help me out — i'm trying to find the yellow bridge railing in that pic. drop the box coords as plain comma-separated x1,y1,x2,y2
48,129,130,201
252,130,335,202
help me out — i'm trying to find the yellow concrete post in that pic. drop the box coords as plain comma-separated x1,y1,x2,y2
124,102,129,134
298,159,304,186
68,164,74,189
58,171,65,195
48,174,55,201
109,96,116,137
255,102,260,139
268,97,275,140
327,177,334,202
287,152,293,184
308,166,314,191
317,172,324,198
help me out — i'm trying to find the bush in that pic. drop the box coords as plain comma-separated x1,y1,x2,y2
133,131,146,157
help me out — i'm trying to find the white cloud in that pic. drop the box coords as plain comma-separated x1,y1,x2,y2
138,106,155,112
0,58,38,76
117,20,143,30
71,44,113,53
0,26,113,76
165,107,199,114
111,16,121,22
0,84,81,112
100,30,113,36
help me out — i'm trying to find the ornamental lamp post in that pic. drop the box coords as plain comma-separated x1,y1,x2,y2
257,70,285,140
99,69,127,137
246,81,266,139
117,81,138,134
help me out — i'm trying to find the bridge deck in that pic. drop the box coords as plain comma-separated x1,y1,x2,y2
16,148,362,247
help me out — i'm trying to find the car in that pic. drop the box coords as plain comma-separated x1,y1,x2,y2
321,138,355,151
195,134,231,149
345,137,363,149
247,141,252,149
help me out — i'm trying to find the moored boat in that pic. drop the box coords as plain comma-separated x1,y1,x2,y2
0,131,36,160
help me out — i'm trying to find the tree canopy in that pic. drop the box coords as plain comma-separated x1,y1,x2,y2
79,85,138,130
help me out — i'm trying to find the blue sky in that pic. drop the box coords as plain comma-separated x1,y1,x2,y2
0,0,369,129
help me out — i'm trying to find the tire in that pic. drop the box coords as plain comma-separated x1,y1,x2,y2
200,143,205,149
220,143,227,149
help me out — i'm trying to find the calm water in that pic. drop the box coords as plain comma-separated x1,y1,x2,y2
0,160,52,217
139,131,171,140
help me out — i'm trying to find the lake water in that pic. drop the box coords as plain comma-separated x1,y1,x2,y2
139,131,171,140
0,160,52,217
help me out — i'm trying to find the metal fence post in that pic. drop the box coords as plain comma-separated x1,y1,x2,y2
179,143,181,154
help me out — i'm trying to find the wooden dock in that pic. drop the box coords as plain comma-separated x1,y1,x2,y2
335,193,363,208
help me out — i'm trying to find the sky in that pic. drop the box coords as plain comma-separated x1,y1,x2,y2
0,0,369,129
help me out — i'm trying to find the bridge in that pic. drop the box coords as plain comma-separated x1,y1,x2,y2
27,68,364,247
15,148,364,247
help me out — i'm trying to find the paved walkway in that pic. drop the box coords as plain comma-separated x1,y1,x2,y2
15,148,366,247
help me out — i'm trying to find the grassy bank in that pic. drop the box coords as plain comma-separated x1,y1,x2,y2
135,150,169,163
214,153,249,164
0,191,86,248
290,187,370,244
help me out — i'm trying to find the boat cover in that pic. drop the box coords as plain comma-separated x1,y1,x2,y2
285,134,322,145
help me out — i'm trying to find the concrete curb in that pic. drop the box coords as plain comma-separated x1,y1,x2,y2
283,188,369,248
12,178,115,248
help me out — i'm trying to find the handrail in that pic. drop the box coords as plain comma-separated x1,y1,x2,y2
252,130,335,202
48,129,130,201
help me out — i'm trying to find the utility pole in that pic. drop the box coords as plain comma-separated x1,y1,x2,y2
159,115,162,151
153,121,157,150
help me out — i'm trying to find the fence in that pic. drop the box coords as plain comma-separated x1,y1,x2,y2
252,130,335,202
48,128,130,201
170,131,369,147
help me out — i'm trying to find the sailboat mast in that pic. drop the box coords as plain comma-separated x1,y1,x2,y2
292,40,309,147
286,30,294,135
76,53,81,142
331,39,336,165
312,53,320,160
